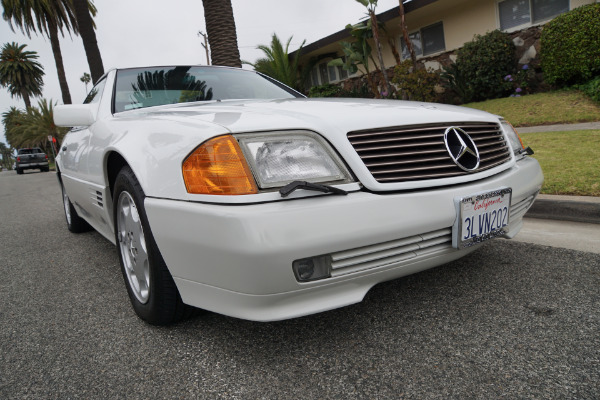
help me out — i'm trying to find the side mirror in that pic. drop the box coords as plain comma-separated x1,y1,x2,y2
54,104,96,127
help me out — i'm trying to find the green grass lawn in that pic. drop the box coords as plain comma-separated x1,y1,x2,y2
464,89,600,127
522,130,600,196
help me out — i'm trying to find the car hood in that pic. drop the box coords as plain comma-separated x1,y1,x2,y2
123,98,500,136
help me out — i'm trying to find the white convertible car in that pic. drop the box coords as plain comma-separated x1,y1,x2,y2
54,66,543,325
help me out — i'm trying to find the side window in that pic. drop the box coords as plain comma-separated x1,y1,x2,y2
83,78,107,104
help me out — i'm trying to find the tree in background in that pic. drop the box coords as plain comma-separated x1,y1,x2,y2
3,99,68,152
0,42,44,109
329,23,379,98
2,106,26,149
72,0,104,84
201,0,241,67
0,142,15,169
246,34,306,91
356,0,392,96
2,0,96,105
80,72,91,93
398,0,416,69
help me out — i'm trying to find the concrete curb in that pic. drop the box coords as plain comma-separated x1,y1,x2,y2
526,194,600,225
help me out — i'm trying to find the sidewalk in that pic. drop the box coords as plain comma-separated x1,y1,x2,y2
517,121,600,134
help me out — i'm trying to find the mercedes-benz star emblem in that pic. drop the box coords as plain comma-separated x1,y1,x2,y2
444,127,480,171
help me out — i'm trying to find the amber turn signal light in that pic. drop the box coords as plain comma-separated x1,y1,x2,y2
182,135,258,195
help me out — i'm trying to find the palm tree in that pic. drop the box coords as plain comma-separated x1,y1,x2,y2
329,24,379,97
201,0,241,67
398,0,417,69
0,142,15,169
71,0,104,83
80,71,91,93
2,0,81,104
2,106,26,149
3,99,68,152
0,42,44,109
356,0,392,96
245,34,306,90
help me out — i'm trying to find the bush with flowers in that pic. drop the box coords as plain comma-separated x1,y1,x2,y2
503,64,536,97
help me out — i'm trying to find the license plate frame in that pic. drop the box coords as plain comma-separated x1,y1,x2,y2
452,188,512,249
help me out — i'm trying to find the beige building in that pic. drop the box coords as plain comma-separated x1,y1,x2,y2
294,0,597,89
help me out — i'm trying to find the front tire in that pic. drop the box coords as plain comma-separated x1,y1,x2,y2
61,183,91,233
113,166,191,325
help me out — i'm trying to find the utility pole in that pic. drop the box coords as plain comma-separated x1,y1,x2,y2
197,31,210,65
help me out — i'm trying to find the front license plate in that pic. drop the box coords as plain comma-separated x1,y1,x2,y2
453,188,512,249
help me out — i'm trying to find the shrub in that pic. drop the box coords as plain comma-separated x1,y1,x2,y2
392,60,441,102
342,84,373,98
308,84,343,98
577,76,600,103
453,30,516,102
503,64,536,97
441,62,474,104
541,3,600,86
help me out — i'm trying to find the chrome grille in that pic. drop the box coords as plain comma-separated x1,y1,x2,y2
347,122,512,183
330,228,454,277
510,192,538,221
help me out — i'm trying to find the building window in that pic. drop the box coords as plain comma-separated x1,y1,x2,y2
498,0,569,31
337,65,348,80
319,64,329,85
328,65,337,82
310,68,319,87
422,22,445,55
401,32,422,60
307,58,351,88
401,22,445,60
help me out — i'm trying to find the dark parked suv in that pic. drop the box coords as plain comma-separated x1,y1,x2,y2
15,148,49,174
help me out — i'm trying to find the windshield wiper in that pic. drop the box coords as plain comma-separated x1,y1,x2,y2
279,181,348,198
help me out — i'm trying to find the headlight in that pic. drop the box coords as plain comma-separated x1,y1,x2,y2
500,120,525,156
236,131,352,189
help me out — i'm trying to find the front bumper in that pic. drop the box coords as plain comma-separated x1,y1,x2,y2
17,162,48,170
145,157,543,321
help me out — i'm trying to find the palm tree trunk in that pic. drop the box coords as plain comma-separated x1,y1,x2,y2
48,20,72,104
72,0,105,83
399,0,418,69
361,66,380,99
388,38,401,65
21,88,31,109
369,11,392,96
202,0,242,68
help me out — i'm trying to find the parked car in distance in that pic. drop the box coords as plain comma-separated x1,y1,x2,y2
53,65,543,325
15,148,49,174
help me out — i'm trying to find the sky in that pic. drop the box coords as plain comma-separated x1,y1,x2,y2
0,0,403,145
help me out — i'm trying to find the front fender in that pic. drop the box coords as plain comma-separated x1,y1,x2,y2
94,115,230,200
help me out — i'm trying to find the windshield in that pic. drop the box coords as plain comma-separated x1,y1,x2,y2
18,148,43,155
113,66,302,113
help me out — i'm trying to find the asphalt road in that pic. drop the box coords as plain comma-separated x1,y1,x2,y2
1,170,599,399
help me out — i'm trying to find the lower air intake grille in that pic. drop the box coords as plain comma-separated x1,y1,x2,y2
330,228,454,277
347,122,511,183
